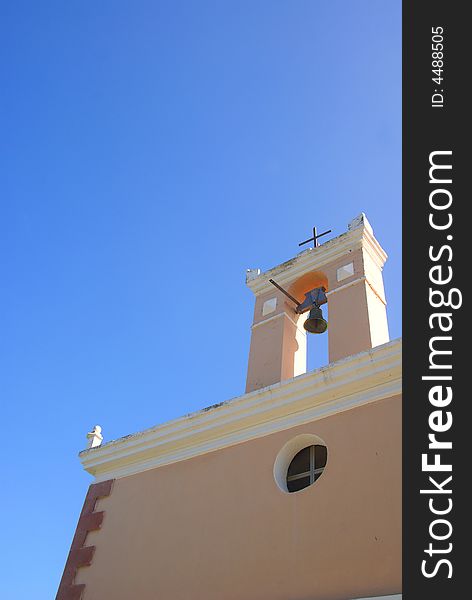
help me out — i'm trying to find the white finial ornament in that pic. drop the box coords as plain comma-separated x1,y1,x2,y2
86,425,103,449
347,213,373,234
246,268,261,283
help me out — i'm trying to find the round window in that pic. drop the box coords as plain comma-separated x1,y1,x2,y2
286,444,327,493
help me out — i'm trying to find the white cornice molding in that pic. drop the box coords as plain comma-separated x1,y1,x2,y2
246,224,387,297
361,224,389,269
329,275,386,306
80,338,402,482
251,310,307,335
326,276,366,297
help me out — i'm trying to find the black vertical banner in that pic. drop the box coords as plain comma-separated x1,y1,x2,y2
403,2,466,598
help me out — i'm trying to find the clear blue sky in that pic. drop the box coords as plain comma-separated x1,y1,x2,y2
0,2,401,597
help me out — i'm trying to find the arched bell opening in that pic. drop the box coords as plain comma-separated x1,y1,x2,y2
288,270,329,373
306,302,329,371
288,271,329,299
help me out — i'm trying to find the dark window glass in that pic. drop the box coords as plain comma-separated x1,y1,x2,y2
315,444,327,468
287,476,311,493
287,447,310,477
286,444,327,493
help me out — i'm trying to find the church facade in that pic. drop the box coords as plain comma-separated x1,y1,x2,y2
57,214,402,600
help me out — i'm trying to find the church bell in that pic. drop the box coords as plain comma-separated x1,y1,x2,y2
303,306,328,334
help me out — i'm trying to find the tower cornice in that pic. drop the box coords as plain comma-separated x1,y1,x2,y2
246,217,387,296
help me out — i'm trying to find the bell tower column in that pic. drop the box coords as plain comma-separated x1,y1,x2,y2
244,275,309,394
245,214,390,393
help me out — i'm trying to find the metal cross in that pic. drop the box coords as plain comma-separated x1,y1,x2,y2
298,226,332,248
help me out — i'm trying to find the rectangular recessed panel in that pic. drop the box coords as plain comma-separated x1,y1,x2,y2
337,262,354,282
262,297,277,316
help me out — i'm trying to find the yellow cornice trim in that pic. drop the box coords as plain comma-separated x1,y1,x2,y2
80,339,402,482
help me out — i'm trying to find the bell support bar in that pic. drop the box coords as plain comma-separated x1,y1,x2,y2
269,278,327,315
268,279,301,310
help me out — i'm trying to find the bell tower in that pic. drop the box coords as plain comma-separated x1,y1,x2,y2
245,214,390,393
